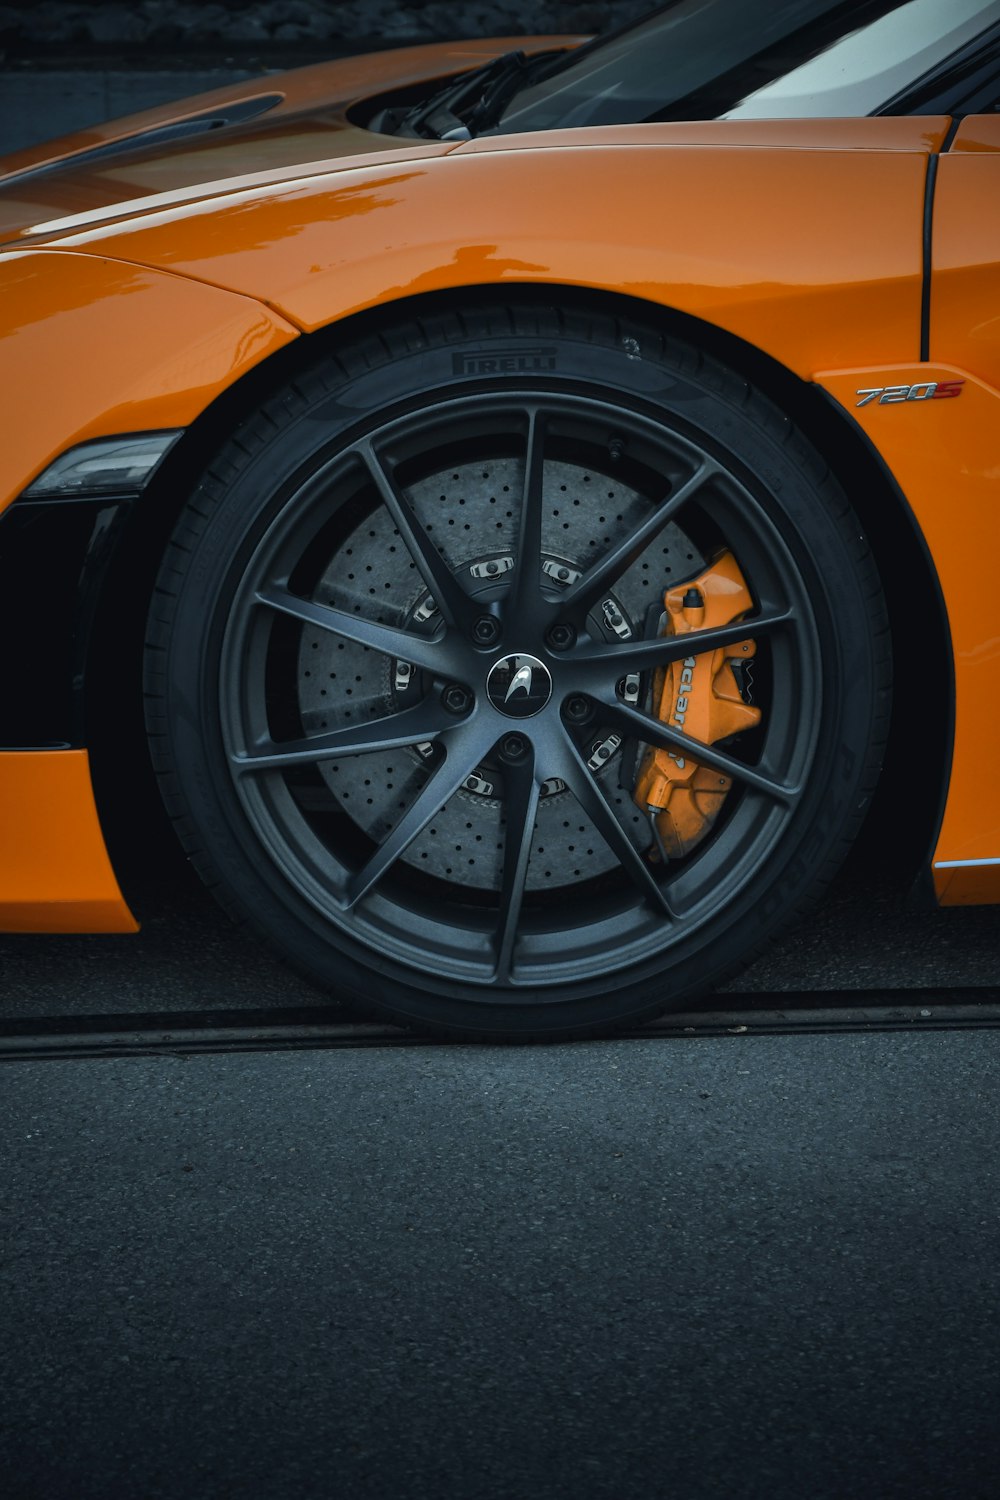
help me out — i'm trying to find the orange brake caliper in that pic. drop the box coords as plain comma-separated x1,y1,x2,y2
633,551,762,859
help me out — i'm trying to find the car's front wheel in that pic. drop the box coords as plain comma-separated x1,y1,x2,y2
144,304,890,1038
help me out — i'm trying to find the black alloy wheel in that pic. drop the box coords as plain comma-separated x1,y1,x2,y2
145,305,890,1039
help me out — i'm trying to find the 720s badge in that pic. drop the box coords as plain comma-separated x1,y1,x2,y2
856,380,965,406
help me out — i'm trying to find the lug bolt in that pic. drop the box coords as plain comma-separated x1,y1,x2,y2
546,622,576,651
563,695,591,723
472,616,501,646
442,683,472,715
500,734,528,762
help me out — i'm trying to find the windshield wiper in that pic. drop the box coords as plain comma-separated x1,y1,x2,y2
383,49,542,141
464,52,543,134
395,50,527,141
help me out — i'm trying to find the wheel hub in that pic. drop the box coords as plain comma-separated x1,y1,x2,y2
485,654,552,718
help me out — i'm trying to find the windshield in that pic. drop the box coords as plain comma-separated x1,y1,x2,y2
492,0,1000,132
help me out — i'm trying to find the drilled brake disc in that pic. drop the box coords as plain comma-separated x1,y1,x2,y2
297,456,705,890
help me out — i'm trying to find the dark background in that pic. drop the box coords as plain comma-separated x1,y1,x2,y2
0,1,650,155
0,0,651,56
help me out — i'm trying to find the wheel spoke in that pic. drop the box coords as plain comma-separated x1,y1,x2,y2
559,461,716,619
493,750,541,983
573,608,795,676
232,700,457,773
507,408,547,621
603,699,799,804
342,719,497,909
552,734,674,918
357,440,478,633
257,585,451,675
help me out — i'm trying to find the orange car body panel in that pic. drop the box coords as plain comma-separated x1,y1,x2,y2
0,751,137,931
0,255,298,932
0,249,298,513
948,114,1000,152
814,363,1000,905
25,121,937,388
0,43,996,927
921,118,1000,902
932,127,1000,391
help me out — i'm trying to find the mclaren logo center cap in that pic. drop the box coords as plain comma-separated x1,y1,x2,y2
486,654,553,718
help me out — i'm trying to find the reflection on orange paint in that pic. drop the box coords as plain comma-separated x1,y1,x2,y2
38,128,929,382
934,865,1000,904
949,116,1000,153
0,249,298,513
0,750,137,932
454,117,950,154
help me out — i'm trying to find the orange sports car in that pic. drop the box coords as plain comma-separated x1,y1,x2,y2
1,0,998,1038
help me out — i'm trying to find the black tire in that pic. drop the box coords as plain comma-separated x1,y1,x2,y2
144,302,890,1040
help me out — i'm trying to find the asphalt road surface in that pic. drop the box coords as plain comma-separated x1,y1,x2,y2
5,1029,1000,1500
3,852,1000,1500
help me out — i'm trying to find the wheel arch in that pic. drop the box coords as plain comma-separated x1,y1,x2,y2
85,282,948,903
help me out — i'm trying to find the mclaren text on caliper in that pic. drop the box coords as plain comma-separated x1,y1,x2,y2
633,553,761,860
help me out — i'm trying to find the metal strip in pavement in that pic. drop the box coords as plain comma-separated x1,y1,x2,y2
2,990,1000,1060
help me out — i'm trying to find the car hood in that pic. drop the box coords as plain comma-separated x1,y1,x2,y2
0,36,579,242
